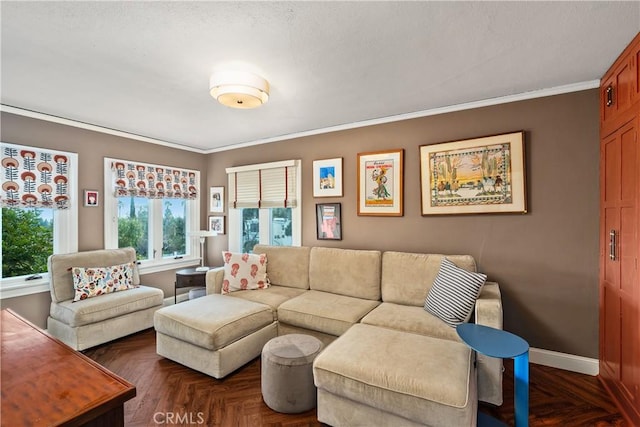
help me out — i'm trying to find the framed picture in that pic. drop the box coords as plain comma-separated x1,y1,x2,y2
357,149,404,216
209,186,224,213
419,131,527,215
208,215,225,234
313,157,343,197
83,190,99,207
316,203,342,240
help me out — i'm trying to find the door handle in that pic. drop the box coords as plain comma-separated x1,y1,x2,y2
606,85,614,107
609,229,617,261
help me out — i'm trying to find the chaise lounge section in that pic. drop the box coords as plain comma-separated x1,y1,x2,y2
153,244,503,425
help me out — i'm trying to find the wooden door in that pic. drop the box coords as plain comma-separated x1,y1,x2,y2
599,117,640,422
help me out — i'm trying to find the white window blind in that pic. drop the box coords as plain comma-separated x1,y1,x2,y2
227,160,299,208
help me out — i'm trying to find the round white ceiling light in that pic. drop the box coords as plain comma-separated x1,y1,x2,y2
209,70,269,109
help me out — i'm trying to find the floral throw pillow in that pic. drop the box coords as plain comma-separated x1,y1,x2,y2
221,251,269,294
72,262,137,302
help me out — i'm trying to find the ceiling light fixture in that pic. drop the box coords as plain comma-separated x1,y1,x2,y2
209,70,269,109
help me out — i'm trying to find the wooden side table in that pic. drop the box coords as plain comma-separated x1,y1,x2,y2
175,267,208,304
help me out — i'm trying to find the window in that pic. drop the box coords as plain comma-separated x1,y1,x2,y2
104,158,200,273
1,143,78,298
227,160,301,253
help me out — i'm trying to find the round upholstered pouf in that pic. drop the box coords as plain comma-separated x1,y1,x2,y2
261,334,324,413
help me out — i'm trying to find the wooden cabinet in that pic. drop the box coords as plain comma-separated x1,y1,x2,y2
599,32,640,426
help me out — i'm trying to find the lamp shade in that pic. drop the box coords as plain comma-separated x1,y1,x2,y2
209,70,269,109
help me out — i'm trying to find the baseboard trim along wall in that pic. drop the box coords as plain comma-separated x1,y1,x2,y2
530,347,599,376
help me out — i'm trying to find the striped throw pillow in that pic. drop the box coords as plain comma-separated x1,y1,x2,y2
424,257,487,327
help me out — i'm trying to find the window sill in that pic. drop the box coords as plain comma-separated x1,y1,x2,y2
137,257,200,275
0,277,50,300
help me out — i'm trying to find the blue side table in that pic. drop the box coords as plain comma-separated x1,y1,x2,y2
456,323,530,427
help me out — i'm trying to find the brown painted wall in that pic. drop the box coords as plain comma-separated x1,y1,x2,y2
206,90,600,358
1,89,599,357
0,112,209,325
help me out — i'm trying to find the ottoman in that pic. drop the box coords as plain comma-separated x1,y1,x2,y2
313,323,477,427
154,294,277,379
261,334,324,413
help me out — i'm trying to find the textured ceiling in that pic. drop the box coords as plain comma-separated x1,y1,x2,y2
1,1,639,152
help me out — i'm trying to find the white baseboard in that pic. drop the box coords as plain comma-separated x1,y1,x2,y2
530,347,599,376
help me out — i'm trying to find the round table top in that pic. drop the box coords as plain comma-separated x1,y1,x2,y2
176,267,208,276
456,323,529,359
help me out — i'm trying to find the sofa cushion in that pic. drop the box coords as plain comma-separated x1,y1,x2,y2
221,251,269,294
309,247,381,300
278,290,379,336
50,285,163,327
313,323,475,425
253,245,311,289
425,258,487,327
381,252,477,306
360,302,460,342
71,262,137,301
154,294,273,350
48,247,141,303
226,285,306,318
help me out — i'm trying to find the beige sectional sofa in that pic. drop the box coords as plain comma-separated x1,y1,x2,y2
154,244,503,426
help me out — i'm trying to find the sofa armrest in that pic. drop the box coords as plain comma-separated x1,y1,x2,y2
475,281,503,329
473,281,504,406
206,267,225,295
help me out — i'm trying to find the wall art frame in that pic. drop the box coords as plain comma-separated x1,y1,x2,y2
209,186,224,213
208,215,225,234
419,131,527,215
316,203,342,240
313,157,343,197
357,149,404,216
83,190,99,207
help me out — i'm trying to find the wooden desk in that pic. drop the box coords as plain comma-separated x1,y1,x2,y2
0,309,136,427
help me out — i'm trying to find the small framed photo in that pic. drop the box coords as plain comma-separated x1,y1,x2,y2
357,149,404,216
209,186,224,213
84,190,99,207
208,215,225,234
313,158,343,197
316,203,342,240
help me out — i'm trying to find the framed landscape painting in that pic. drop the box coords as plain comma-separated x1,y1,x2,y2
419,131,526,215
357,149,404,216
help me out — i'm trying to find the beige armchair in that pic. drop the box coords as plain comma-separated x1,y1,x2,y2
47,247,164,350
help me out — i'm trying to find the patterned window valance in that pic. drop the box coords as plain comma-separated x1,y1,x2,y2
109,159,198,200
1,143,72,209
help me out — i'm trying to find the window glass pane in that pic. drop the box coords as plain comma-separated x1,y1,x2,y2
118,197,149,260
1,207,53,278
162,199,186,257
241,208,259,253
270,208,292,246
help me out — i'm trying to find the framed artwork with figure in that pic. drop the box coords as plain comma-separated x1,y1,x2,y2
316,203,341,240
84,190,99,207
357,149,404,216
209,186,224,213
313,158,343,197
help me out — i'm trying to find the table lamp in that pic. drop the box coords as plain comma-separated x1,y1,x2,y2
189,230,218,272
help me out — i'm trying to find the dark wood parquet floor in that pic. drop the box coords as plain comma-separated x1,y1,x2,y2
83,329,627,427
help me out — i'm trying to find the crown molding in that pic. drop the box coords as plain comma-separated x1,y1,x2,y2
2,80,599,155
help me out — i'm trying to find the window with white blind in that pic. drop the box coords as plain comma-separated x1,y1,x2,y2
227,160,301,253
